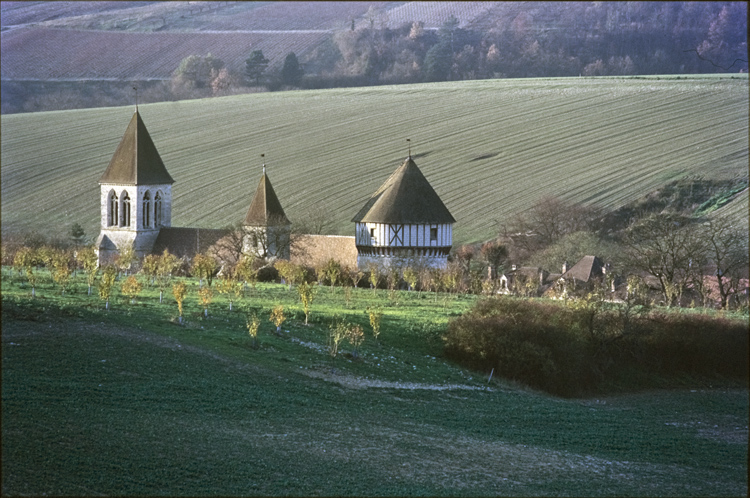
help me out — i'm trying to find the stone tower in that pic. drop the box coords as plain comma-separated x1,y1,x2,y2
242,165,291,260
352,155,455,270
96,110,174,264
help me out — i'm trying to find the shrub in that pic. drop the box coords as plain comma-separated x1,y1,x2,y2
444,298,749,397
256,264,278,283
638,312,749,380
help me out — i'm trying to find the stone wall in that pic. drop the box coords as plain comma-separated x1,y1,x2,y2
291,234,357,269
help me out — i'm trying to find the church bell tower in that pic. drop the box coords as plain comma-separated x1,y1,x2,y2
96,110,174,265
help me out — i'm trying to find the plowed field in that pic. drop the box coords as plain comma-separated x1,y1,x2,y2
1,76,747,243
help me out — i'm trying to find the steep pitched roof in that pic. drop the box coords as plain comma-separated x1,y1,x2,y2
243,171,290,226
99,111,174,185
561,255,604,283
352,157,455,224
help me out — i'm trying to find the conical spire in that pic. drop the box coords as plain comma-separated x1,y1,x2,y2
99,111,174,185
352,156,455,224
243,169,290,226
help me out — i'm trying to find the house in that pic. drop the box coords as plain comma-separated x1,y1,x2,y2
543,256,615,298
561,255,607,286
499,266,550,296
496,256,617,298
351,154,455,270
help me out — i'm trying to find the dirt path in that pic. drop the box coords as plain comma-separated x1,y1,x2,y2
302,369,494,391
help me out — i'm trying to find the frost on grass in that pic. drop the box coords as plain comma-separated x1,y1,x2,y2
302,369,491,391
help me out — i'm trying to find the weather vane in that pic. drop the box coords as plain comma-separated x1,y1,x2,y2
133,85,138,112
407,138,411,158
261,153,265,174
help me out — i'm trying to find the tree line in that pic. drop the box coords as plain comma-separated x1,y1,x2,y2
313,2,747,85
168,2,747,98
4,2,746,114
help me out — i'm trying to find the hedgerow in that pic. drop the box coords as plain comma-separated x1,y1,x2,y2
444,298,748,397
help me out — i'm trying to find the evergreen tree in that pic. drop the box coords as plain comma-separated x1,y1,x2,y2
423,40,452,81
245,50,269,85
281,52,304,87
69,222,86,246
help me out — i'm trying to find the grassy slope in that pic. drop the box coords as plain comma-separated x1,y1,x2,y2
2,272,748,496
1,76,748,244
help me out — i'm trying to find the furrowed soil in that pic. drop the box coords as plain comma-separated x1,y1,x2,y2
2,77,747,244
2,313,746,496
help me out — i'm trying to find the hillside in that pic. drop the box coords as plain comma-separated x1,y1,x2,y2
1,2,746,114
1,76,748,245
1,278,748,495
0,27,330,79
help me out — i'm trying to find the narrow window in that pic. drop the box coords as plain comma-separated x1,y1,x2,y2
154,192,162,227
142,191,151,228
121,191,131,227
430,226,438,242
108,191,118,226
370,227,376,241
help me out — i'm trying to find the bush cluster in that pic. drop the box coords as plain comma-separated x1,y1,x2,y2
443,298,748,397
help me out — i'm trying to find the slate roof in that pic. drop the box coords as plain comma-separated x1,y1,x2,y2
99,111,174,185
151,227,230,260
243,171,290,226
561,255,604,283
96,234,117,251
352,157,455,224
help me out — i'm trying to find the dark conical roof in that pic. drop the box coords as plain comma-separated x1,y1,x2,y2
99,111,174,185
352,157,455,224
244,171,290,226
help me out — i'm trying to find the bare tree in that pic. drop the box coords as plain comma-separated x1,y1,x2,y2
702,216,749,309
623,214,707,307
480,240,508,278
243,215,291,261
210,223,246,266
501,197,600,262
292,203,333,235
454,244,476,273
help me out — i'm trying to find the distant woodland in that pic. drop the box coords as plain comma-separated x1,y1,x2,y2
308,1,747,83
2,1,747,113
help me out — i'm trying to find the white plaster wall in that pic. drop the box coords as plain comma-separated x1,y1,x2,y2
355,222,452,247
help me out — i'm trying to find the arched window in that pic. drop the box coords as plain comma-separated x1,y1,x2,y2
154,191,162,227
120,191,131,227
108,190,118,226
142,191,151,228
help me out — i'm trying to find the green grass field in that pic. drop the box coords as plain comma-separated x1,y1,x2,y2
2,76,747,245
2,270,748,496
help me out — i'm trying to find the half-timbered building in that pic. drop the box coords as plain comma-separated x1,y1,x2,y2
352,155,455,270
